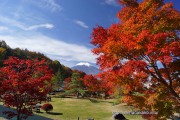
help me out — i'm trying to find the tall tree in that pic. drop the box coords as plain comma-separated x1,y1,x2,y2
0,47,6,67
50,60,62,73
66,72,86,98
0,40,9,48
91,0,180,118
0,57,53,120
51,71,64,91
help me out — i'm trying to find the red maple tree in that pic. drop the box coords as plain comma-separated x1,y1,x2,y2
83,75,99,93
91,0,180,118
0,57,53,120
97,72,116,98
82,74,101,97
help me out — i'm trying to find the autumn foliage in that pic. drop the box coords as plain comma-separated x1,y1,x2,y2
0,57,53,120
83,75,99,93
41,103,53,113
64,72,114,98
91,0,180,118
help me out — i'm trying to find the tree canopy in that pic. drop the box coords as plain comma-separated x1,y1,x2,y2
91,0,180,118
0,57,53,120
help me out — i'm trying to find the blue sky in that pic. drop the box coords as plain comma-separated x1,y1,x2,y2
0,0,179,67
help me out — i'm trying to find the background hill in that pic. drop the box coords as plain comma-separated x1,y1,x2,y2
0,40,72,79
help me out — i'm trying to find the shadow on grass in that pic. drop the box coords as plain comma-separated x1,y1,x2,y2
0,105,53,120
106,101,114,104
47,112,63,115
36,111,44,113
60,96,75,98
89,98,100,103
88,98,115,105
98,100,115,105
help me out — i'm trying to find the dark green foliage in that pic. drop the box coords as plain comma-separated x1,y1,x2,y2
0,40,10,48
50,60,73,91
0,40,51,61
49,60,62,73
51,71,64,91
66,72,86,98
61,65,73,78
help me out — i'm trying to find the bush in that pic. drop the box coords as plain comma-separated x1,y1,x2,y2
41,103,53,113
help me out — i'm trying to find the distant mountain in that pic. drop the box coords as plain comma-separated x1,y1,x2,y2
71,62,100,75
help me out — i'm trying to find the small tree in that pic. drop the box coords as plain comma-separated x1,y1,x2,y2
41,103,53,113
83,75,100,97
0,57,53,120
97,72,115,99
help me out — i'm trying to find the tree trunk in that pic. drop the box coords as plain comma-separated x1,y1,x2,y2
16,106,22,120
77,92,79,98
169,87,180,101
17,112,21,120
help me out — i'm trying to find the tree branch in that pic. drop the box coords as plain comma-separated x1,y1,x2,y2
162,62,172,87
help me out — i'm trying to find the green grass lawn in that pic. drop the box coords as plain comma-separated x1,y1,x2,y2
0,97,145,120
33,97,145,120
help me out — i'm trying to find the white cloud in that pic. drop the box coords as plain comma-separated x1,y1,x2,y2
104,0,118,6
0,34,97,65
34,0,62,12
0,16,21,29
22,23,54,30
45,0,62,11
0,26,9,31
0,15,54,31
74,20,89,29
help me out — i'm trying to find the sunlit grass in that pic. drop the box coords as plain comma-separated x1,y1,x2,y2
33,97,145,120
0,98,145,120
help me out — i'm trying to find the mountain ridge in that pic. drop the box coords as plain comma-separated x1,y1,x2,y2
71,63,100,75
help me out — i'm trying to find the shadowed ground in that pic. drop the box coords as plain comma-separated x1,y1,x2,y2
0,105,53,120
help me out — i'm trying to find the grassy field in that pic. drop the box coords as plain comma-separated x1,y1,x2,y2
34,97,144,120
0,97,145,120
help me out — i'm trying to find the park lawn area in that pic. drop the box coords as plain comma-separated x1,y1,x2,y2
33,97,145,120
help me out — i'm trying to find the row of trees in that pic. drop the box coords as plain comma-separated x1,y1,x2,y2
1,0,179,119
0,41,114,120
64,71,114,99
91,0,180,119
0,48,114,120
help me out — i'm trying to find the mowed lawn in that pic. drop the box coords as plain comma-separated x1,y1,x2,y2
0,97,145,120
33,97,145,120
